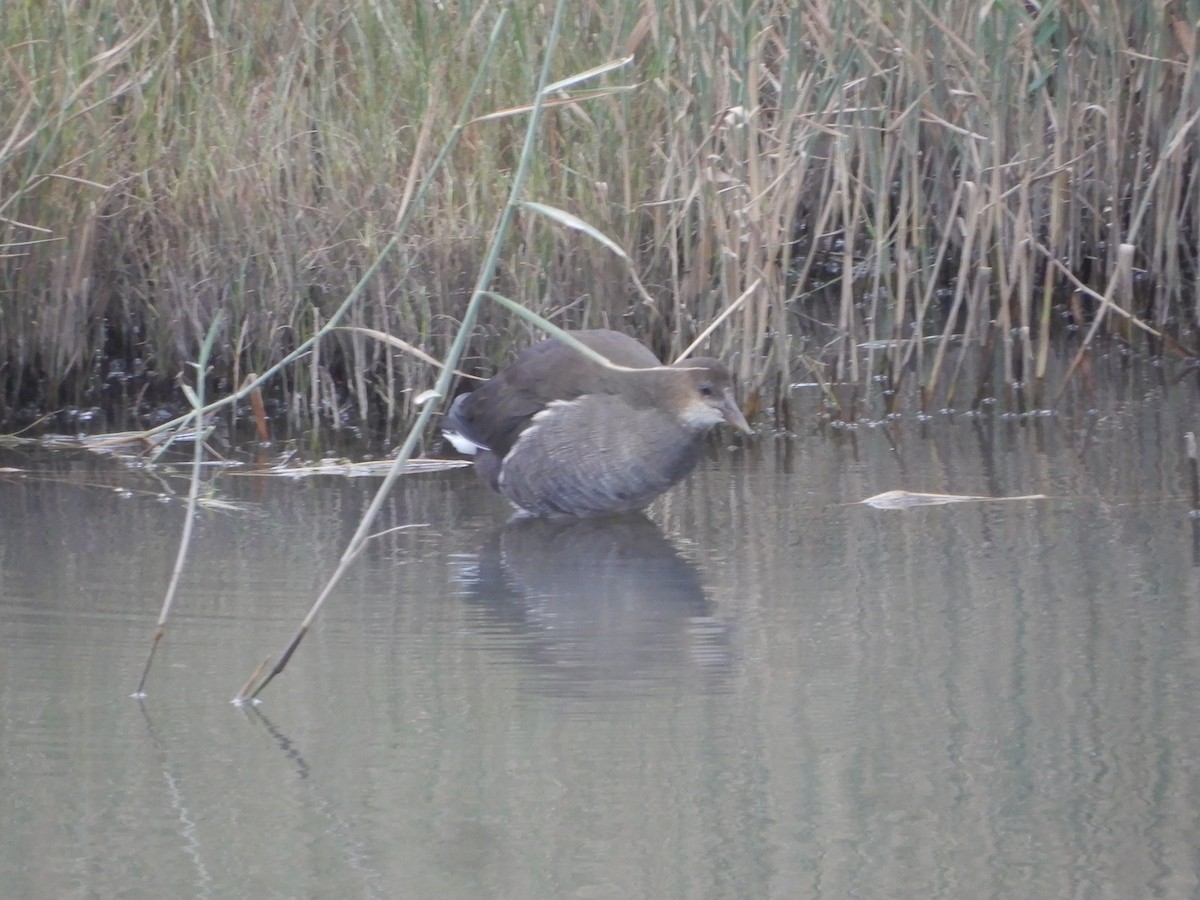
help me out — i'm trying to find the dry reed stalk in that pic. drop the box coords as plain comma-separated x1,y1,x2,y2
133,315,222,697
926,181,980,409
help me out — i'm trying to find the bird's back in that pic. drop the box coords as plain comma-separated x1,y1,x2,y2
445,330,660,460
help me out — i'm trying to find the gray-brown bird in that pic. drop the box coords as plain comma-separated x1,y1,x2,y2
443,329,751,517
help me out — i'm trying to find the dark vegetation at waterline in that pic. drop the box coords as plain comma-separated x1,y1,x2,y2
3,1,1198,433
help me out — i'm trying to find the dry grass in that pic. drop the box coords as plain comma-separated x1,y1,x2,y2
2,0,1197,431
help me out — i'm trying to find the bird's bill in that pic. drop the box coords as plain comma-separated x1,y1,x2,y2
721,393,752,434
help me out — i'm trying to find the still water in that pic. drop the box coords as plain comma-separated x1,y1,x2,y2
2,380,1199,898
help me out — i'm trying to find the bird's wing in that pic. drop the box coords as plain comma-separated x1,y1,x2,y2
498,395,703,516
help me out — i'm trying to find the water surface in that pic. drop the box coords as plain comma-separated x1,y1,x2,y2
2,379,1198,898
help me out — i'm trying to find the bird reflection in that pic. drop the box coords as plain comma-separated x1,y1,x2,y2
456,514,736,698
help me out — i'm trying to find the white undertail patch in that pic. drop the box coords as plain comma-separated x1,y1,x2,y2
444,430,483,455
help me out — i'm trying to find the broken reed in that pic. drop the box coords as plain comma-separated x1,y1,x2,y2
2,0,1196,428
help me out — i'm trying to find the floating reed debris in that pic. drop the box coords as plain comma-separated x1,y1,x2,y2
2,1,1197,431
861,490,1050,510
242,456,469,478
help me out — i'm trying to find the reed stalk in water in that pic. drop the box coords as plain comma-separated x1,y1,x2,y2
133,315,222,697
234,0,596,702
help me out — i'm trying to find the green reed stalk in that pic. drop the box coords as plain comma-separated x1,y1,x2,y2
236,0,577,703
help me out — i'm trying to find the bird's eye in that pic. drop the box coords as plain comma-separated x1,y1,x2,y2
699,384,715,397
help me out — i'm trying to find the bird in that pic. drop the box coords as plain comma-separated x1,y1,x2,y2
443,329,751,517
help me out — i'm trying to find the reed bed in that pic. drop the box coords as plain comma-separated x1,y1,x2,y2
3,0,1197,432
